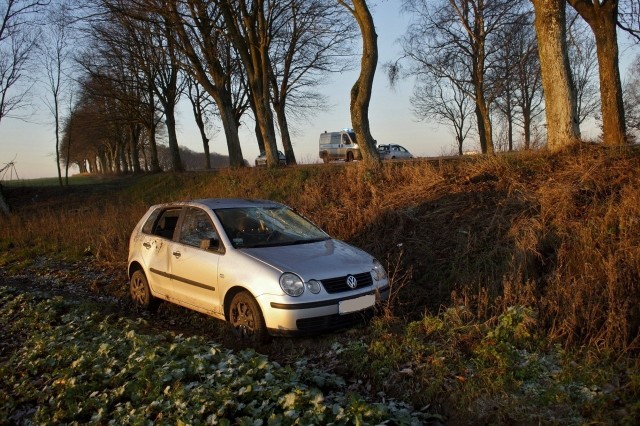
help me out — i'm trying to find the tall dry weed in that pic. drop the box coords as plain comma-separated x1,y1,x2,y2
2,146,639,350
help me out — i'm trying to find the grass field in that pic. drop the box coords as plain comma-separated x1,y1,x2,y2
1,145,640,423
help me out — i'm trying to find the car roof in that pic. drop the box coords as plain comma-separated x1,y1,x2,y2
153,198,285,211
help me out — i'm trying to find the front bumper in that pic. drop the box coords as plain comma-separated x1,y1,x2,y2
260,285,390,336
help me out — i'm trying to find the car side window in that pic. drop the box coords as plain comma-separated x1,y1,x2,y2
141,209,161,235
179,208,221,250
152,209,182,240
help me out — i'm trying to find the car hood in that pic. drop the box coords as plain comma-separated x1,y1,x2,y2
240,239,372,279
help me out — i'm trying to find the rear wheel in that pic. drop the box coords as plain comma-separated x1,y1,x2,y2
130,270,159,311
322,153,329,164
229,291,269,343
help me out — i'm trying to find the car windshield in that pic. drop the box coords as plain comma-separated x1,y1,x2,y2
214,206,329,249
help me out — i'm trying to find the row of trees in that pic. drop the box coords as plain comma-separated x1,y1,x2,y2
1,0,639,189
1,0,370,181
390,0,639,155
63,0,367,174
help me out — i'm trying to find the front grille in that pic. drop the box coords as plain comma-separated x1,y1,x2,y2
296,310,373,332
321,272,373,294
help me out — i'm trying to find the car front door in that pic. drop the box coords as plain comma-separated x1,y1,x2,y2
167,207,223,315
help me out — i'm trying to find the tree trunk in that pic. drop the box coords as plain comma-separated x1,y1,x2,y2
218,100,245,167
0,186,10,216
274,101,297,165
164,102,184,172
218,1,280,167
130,124,142,173
568,0,626,146
192,101,211,169
475,99,493,154
340,0,380,166
531,0,581,151
471,12,494,155
55,101,63,187
507,109,513,151
147,85,161,173
523,112,532,150
65,133,71,186
254,84,280,167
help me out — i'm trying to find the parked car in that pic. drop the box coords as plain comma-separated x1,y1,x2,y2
128,199,389,342
378,144,413,160
255,150,287,166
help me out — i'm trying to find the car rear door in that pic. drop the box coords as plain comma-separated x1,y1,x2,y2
139,208,183,297
167,207,222,315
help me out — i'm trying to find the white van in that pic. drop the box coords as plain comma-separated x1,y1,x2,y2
319,130,363,163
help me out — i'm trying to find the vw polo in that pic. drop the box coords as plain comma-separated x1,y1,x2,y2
128,199,390,342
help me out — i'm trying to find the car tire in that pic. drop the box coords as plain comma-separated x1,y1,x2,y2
130,270,160,311
346,151,354,162
229,291,269,343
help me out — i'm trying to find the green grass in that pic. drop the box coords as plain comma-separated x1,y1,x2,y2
0,286,425,425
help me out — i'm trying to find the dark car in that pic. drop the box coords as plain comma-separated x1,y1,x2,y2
255,150,287,166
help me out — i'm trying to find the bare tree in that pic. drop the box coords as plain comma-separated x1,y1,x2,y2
512,20,544,150
567,12,600,127
623,55,640,139
269,0,357,166
216,0,282,167
337,0,380,165
395,0,526,155
567,0,627,146
619,0,640,41
409,66,474,155
530,0,581,151
0,0,46,125
41,0,75,187
492,15,519,152
167,0,249,167
98,0,185,172
185,74,218,169
493,9,544,150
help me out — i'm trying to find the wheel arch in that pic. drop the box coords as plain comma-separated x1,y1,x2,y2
223,285,260,321
128,261,144,279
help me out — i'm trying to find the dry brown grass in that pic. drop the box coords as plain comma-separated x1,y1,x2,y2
2,145,639,351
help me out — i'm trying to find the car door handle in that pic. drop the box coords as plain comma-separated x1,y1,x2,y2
143,242,151,249
172,251,181,258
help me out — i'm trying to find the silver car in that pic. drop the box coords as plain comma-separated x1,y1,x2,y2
378,144,413,160
255,150,287,166
128,199,389,342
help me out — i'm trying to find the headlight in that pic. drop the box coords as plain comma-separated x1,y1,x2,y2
371,259,387,281
280,273,305,296
307,279,322,294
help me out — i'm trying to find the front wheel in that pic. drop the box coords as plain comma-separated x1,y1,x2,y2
229,291,269,343
346,151,354,162
130,270,159,311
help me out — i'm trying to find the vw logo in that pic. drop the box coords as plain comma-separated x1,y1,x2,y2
346,275,358,289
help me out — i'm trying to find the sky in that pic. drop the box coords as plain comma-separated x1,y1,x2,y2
0,2,458,180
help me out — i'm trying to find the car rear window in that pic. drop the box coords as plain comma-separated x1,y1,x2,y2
142,208,182,239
